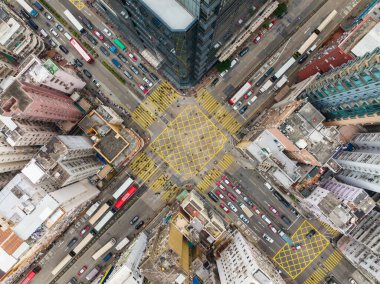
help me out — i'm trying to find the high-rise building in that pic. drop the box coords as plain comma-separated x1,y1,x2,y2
0,116,58,146
0,80,83,123
22,135,102,187
0,61,16,84
335,132,380,193
0,133,37,173
17,55,86,94
102,0,255,89
216,231,284,284
303,48,380,126
0,4,44,60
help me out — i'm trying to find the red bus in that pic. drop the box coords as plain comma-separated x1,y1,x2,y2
114,186,137,209
228,82,252,105
20,271,36,284
69,38,93,63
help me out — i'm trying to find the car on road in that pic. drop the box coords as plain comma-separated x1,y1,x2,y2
59,45,69,54
44,12,53,21
111,58,122,69
291,243,303,251
20,9,31,20
83,69,92,78
67,238,78,248
261,215,271,224
252,205,262,216
130,65,139,75
150,73,159,82
227,192,236,202
138,63,149,73
123,70,133,80
239,105,248,114
143,77,153,88
74,58,83,68
103,28,112,37
253,33,263,43
268,224,277,233
215,190,225,200
79,225,89,236
278,230,285,237
135,220,144,230
127,52,137,62
86,33,98,45
99,46,110,56
269,206,280,216
348,278,358,284
138,84,148,94
266,20,276,30
221,176,232,186
263,233,274,243
211,78,219,86
27,19,39,30
80,16,93,30
232,101,242,111
68,277,77,284
208,192,219,202
77,265,87,276
118,53,127,63
233,187,242,195
216,182,226,191
243,196,253,206
92,79,101,88
93,29,104,40
130,215,139,225
227,202,238,213
290,208,300,216
305,229,316,239
264,182,273,191
48,39,57,47
220,203,230,213
281,215,291,225
50,28,59,37
55,23,64,32
239,214,249,224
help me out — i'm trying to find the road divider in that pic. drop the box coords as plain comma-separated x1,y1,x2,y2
101,61,126,84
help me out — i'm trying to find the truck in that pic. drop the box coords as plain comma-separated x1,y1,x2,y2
85,266,100,281
271,57,296,81
92,238,117,260
259,80,273,93
255,67,274,86
274,75,288,90
111,58,122,69
85,202,100,217
33,1,44,11
16,0,38,17
115,237,130,251
239,203,253,218
63,9,85,33
94,211,114,232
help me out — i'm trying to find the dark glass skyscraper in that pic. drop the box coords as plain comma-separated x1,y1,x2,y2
99,0,253,89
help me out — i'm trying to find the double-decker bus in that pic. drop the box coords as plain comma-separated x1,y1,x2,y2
112,177,134,199
89,203,110,225
113,38,126,51
228,82,252,105
16,0,38,17
69,38,93,63
63,9,85,33
114,185,138,209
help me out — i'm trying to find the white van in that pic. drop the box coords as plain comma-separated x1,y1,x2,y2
247,95,257,105
64,32,72,40
264,182,272,190
230,58,239,68
40,29,49,38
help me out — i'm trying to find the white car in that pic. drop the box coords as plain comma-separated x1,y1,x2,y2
233,101,242,110
263,233,274,243
262,215,271,224
143,77,153,88
349,278,358,284
268,224,277,233
239,214,249,224
103,28,112,37
227,202,238,213
50,28,59,37
278,230,285,237
234,188,242,195
92,79,101,88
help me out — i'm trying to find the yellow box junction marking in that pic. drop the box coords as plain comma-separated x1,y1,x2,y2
273,220,329,279
196,154,235,192
69,0,85,10
303,250,343,284
150,105,227,177
129,152,158,183
196,88,241,135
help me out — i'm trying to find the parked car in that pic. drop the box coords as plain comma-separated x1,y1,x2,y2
103,252,113,262
50,28,59,37
123,70,133,80
118,53,127,63
269,206,280,216
261,215,271,224
244,90,253,99
216,181,226,191
103,28,112,37
252,205,262,216
243,196,253,206
138,84,148,94
44,12,53,21
86,33,98,45
59,45,69,54
138,63,149,73
130,215,139,225
55,23,64,32
268,224,277,233
83,69,92,78
232,101,242,111
93,29,104,40
253,33,263,43
143,77,153,88
77,265,87,276
67,238,78,248
48,39,57,47
281,215,292,225
263,233,274,243
80,16,93,30
221,176,231,186
149,73,159,82
239,105,248,114
348,278,358,284
79,225,89,236
99,46,110,56
135,220,144,230
234,187,242,195
239,214,249,224
239,47,249,57
130,65,139,75
208,192,218,202
227,192,236,201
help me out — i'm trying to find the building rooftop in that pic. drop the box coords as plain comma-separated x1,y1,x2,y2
351,21,380,57
94,130,129,162
142,0,195,31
